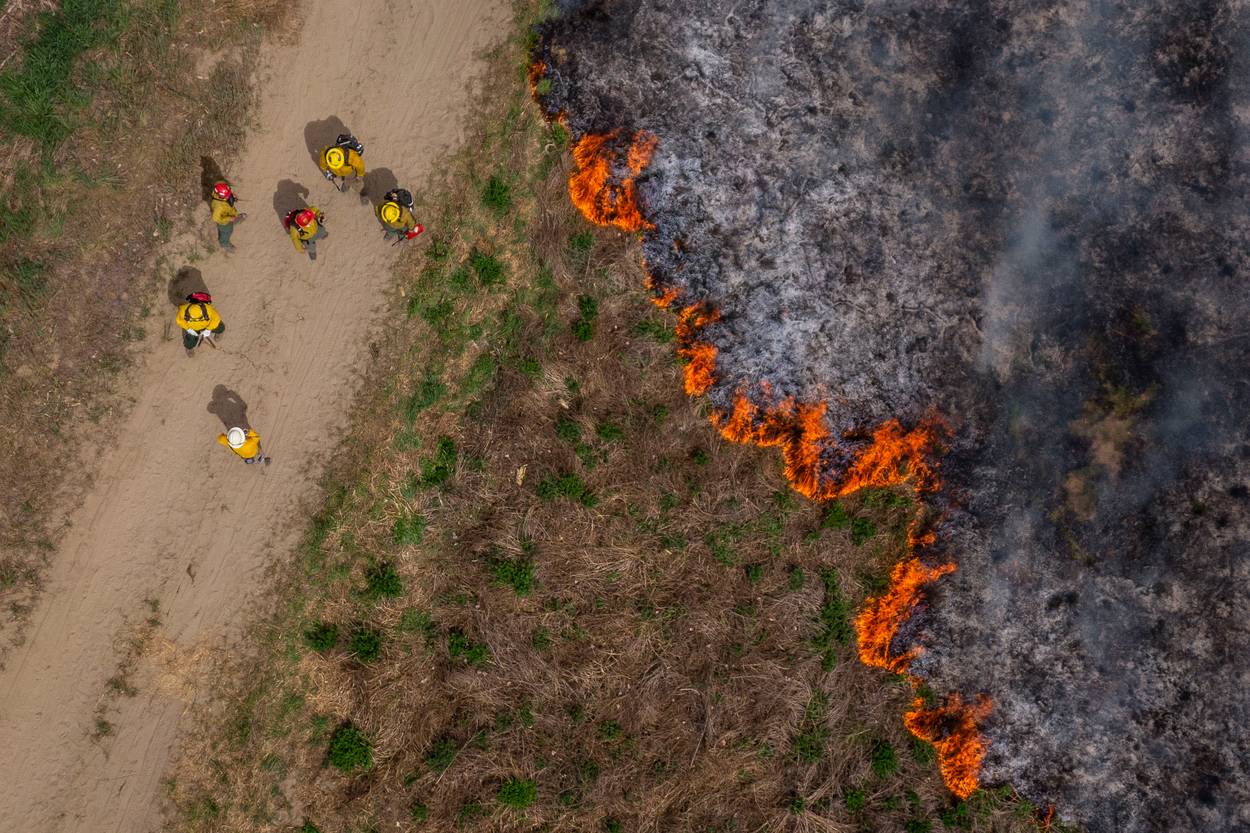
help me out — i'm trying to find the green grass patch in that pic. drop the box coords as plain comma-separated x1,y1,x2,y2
554,417,581,443
349,626,383,662
844,787,867,813
482,174,512,214
850,516,877,545
447,628,491,666
419,436,458,488
571,294,598,342
870,738,898,778
405,374,446,422
496,777,537,810
791,693,829,763
489,550,536,596
463,353,498,396
302,621,338,653
393,511,426,546
425,736,459,772
361,561,403,600
327,724,373,772
595,420,624,443
814,569,853,670
471,250,506,286
536,472,597,507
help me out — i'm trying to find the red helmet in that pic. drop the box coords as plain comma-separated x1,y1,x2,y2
294,209,316,229
212,182,233,201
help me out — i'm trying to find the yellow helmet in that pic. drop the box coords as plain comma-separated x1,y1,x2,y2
325,146,345,169
380,201,401,224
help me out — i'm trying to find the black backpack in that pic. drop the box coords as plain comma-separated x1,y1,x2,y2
335,133,364,157
384,188,413,209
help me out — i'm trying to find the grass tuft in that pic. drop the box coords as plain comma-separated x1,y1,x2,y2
326,724,373,772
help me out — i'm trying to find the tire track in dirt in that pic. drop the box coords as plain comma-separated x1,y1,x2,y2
0,2,508,830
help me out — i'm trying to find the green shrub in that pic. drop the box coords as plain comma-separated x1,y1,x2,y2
405,374,445,422
420,436,458,488
326,724,373,772
633,318,675,343
871,739,898,778
912,737,937,765
689,446,710,465
939,801,971,828
470,251,505,286
905,820,933,833
362,561,403,599
844,788,867,813
490,553,535,596
535,77,553,96
426,238,450,260
536,472,597,507
571,294,598,342
496,777,537,809
482,174,512,214
595,421,624,442
420,298,454,328
603,819,623,833
531,627,551,650
302,621,338,653
568,230,594,256
555,417,581,442
598,719,623,741
744,563,764,583
464,353,498,394
349,627,383,662
786,794,806,814
457,801,484,824
424,736,458,771
787,566,805,591
447,628,490,666
820,502,851,529
410,802,428,821
851,516,877,545
393,512,426,545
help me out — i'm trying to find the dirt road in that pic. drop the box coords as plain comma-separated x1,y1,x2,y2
0,2,507,830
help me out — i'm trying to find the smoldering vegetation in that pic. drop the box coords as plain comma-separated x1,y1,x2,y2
536,1,1250,831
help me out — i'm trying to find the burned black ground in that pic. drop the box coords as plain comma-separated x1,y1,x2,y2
537,2,1250,831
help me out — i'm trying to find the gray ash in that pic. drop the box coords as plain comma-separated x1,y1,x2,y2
536,1,1250,831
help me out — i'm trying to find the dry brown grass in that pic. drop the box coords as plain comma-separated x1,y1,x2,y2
0,0,293,655
164,4,1055,833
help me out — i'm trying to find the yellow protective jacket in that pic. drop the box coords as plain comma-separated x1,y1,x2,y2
218,429,261,459
175,302,222,332
319,146,365,178
210,197,238,225
377,202,416,231
288,208,324,251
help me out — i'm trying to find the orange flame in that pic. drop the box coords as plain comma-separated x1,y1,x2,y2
854,558,956,672
711,397,941,501
528,60,547,97
569,131,657,232
904,694,992,799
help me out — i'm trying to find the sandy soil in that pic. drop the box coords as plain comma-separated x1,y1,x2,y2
0,1,507,830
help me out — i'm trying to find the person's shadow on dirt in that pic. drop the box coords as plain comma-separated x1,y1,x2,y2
273,179,311,227
207,385,250,430
361,167,398,209
303,115,350,169
199,156,227,204
168,267,209,307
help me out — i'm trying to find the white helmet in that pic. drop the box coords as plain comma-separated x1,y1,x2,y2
226,427,247,448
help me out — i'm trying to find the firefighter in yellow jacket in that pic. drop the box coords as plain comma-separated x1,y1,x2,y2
210,181,247,250
318,134,365,192
284,207,327,261
175,292,225,355
218,426,271,466
377,187,424,244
